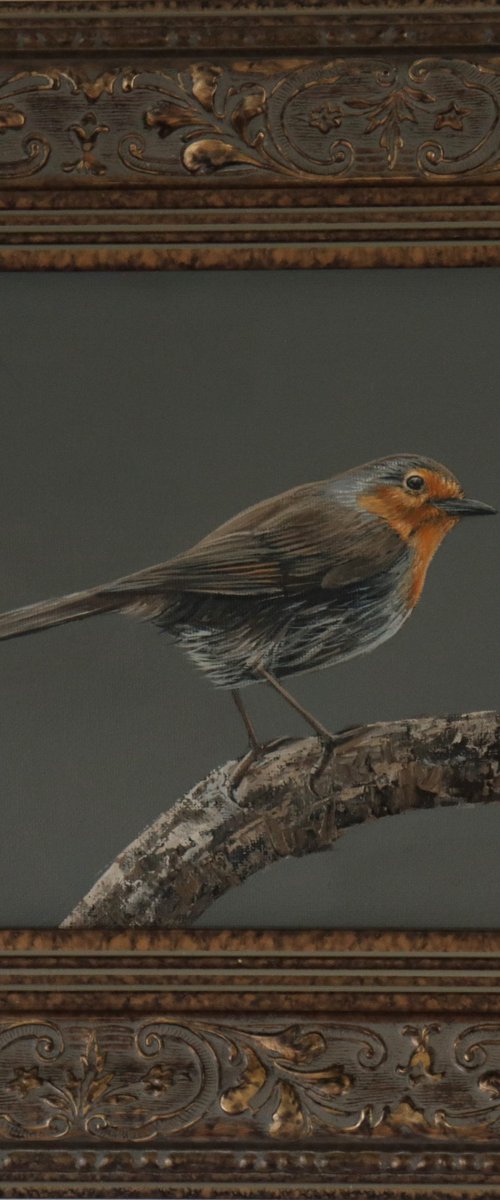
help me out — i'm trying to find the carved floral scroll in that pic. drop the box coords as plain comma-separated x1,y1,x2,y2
4,1018,500,1144
1,57,500,183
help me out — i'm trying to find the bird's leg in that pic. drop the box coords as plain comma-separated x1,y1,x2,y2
231,688,260,750
230,687,296,789
230,689,263,788
255,672,338,744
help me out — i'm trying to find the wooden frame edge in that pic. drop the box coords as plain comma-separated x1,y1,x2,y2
1,2,499,1194
1,929,500,1196
1,0,500,268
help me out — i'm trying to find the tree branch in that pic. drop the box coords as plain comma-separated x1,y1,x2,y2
61,711,500,928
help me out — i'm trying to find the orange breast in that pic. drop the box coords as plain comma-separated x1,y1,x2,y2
359,484,457,610
407,521,455,607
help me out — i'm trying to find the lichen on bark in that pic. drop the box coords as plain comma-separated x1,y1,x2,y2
61,711,500,928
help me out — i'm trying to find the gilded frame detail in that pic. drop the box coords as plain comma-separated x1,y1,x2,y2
3,929,500,1197
0,0,500,268
1,4,499,1195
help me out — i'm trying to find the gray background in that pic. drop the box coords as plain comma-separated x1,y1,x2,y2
0,269,498,928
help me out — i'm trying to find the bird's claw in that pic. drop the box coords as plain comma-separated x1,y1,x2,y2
230,734,298,791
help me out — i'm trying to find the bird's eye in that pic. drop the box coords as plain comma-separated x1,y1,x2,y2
405,474,425,493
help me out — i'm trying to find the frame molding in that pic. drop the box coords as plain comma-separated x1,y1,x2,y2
2,930,500,1196
1,0,500,267
1,2,499,1194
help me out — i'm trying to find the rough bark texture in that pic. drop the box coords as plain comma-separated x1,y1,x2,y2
62,711,500,928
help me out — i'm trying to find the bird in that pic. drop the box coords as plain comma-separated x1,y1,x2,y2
0,453,495,773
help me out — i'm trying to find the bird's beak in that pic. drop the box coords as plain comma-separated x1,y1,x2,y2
433,496,497,517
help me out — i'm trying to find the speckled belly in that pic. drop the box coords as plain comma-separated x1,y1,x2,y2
158,552,413,689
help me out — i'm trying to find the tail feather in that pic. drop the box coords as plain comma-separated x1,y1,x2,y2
0,587,122,641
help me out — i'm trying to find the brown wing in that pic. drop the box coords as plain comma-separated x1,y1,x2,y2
107,481,404,598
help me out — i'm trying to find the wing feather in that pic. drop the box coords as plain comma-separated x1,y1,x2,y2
106,481,404,598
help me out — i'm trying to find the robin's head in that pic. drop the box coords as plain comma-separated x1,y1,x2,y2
340,454,496,607
351,454,496,541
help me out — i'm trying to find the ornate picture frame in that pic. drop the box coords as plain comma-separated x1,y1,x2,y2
2,0,500,269
1,2,500,1196
2,929,500,1198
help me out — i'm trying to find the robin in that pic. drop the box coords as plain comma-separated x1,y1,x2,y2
0,454,495,772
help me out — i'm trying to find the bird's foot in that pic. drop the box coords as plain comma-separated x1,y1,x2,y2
230,735,297,791
230,723,367,794
316,720,368,750
333,721,367,741
310,723,367,793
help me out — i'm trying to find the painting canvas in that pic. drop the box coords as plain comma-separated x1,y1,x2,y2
0,267,498,930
